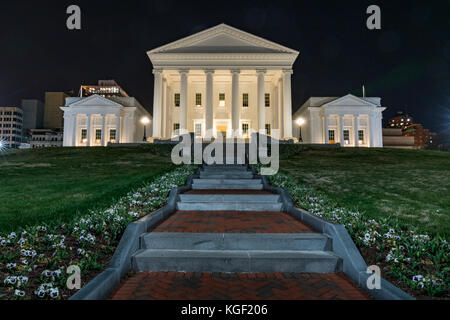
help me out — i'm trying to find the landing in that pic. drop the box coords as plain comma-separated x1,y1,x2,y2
150,211,316,234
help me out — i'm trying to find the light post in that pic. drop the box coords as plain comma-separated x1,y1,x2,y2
296,118,305,142
140,116,150,142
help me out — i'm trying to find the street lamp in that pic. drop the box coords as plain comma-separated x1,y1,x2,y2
140,116,150,141
296,118,305,142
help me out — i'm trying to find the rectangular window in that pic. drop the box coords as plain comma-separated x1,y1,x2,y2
265,94,270,107
173,123,180,131
243,93,249,107
358,130,365,143
219,93,225,107
242,123,249,135
95,129,102,142
174,93,180,107
81,129,87,142
265,124,271,136
195,93,202,107
328,130,335,143
110,129,116,141
195,123,202,137
344,130,350,145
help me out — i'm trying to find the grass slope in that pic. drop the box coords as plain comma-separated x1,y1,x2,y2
0,145,174,232
279,146,450,238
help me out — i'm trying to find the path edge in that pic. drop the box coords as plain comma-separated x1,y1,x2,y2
258,173,415,300
69,169,199,300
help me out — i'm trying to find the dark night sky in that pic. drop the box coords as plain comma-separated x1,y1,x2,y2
0,0,449,132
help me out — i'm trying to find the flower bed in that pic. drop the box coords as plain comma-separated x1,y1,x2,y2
265,171,449,299
0,165,196,300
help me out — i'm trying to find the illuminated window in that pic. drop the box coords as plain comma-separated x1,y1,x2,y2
328,130,335,143
173,123,180,131
358,130,364,143
344,130,350,145
265,94,270,107
81,129,87,142
265,124,271,136
243,93,249,107
95,129,101,142
242,123,249,135
195,93,202,107
219,93,225,107
174,93,180,107
110,129,116,142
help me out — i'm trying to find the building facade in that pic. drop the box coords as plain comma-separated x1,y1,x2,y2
29,129,63,148
0,107,23,148
293,95,386,147
60,94,152,147
21,99,45,132
147,24,298,140
44,92,69,129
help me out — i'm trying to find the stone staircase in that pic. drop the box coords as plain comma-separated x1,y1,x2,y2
131,164,343,274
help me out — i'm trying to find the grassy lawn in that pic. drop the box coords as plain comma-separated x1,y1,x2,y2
0,145,174,232
279,146,450,239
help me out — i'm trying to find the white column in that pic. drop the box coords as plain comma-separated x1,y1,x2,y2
86,114,92,147
339,114,345,146
278,78,284,137
72,114,77,146
282,69,293,138
369,113,376,147
354,115,360,147
166,85,171,138
257,69,266,132
231,69,240,134
152,69,162,137
179,69,189,131
273,85,279,130
323,112,329,144
115,114,121,143
162,78,167,139
101,114,106,147
205,69,214,138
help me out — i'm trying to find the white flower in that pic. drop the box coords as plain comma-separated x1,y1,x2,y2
14,289,25,297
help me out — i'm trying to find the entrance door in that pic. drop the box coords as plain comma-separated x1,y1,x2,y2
217,125,227,139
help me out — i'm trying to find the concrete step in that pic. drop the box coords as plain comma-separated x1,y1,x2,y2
201,168,251,174
140,232,331,251
192,183,263,190
179,194,280,203
199,172,254,179
132,249,343,273
193,178,261,185
177,201,283,211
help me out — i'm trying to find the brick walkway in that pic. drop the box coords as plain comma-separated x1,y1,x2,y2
110,272,371,300
150,211,315,233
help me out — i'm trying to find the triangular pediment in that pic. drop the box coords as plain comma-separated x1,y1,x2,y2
69,94,123,107
148,24,299,55
323,94,377,107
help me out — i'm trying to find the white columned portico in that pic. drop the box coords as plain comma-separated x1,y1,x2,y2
115,114,121,143
165,85,171,138
179,69,188,131
282,69,293,138
369,112,375,147
231,69,240,134
101,114,106,146
205,69,214,138
72,114,77,146
323,112,329,144
152,69,162,138
338,114,345,145
354,115,360,147
257,69,266,132
86,114,92,147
